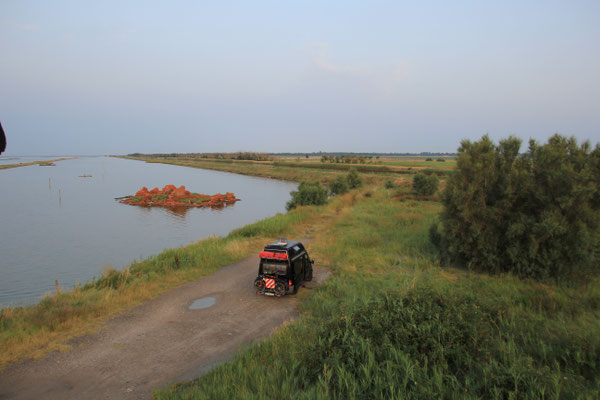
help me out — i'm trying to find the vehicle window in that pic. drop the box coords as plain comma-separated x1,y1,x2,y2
263,262,287,275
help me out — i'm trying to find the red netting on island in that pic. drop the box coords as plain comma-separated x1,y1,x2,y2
121,185,240,208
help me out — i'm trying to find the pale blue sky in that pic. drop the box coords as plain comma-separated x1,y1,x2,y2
1,1,599,155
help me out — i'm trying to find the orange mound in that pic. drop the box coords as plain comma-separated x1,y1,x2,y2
120,185,240,208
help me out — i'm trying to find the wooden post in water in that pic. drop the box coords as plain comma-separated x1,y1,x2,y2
48,178,51,189
59,188,61,203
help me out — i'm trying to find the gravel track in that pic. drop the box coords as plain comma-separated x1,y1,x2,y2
0,253,330,399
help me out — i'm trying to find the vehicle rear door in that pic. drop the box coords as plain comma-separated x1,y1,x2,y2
291,253,304,283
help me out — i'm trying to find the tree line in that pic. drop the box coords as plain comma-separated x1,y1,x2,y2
431,134,600,280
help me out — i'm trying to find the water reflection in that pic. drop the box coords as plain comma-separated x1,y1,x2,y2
131,202,238,218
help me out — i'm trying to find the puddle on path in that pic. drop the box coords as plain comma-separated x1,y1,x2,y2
188,297,216,310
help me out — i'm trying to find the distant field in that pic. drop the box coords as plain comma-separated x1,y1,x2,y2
275,155,456,170
127,155,454,181
0,157,75,170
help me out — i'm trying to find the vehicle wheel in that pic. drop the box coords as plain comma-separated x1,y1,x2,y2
305,266,313,281
254,277,265,292
274,281,286,297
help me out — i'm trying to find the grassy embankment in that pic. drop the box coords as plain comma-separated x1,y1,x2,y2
123,156,362,183
0,198,326,369
0,157,75,170
122,155,452,181
148,162,599,398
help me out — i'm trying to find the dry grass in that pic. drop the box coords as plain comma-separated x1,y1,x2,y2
0,157,76,170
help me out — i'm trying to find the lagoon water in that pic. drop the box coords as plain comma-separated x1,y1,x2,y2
0,157,296,308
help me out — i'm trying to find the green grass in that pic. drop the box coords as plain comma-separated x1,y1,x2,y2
273,161,394,174
380,160,456,168
229,208,322,238
4,156,598,398
151,193,169,202
128,195,145,202
155,185,600,399
121,156,405,184
177,197,210,204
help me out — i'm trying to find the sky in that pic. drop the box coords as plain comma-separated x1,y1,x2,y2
1,1,599,155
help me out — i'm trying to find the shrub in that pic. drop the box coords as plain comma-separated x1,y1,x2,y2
436,134,600,280
384,180,395,189
329,175,349,196
347,168,363,189
286,181,328,211
413,173,438,196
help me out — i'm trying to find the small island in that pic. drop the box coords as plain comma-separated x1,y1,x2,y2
119,185,240,208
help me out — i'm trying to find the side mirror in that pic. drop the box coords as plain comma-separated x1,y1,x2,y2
311,259,315,264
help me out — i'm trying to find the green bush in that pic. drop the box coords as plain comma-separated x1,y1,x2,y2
329,175,349,196
286,181,328,211
384,180,395,189
436,134,600,280
347,168,363,189
413,173,438,196
151,194,169,202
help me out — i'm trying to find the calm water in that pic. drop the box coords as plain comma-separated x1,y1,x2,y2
0,157,296,307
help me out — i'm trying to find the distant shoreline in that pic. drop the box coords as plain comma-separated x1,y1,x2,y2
0,157,77,170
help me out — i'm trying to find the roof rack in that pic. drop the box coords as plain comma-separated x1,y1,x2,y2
276,236,288,245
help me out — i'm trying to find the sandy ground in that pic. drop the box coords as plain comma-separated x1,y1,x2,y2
0,254,330,399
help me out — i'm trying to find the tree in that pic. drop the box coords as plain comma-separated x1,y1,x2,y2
347,168,363,189
433,134,600,280
286,181,328,211
413,173,438,196
329,175,349,195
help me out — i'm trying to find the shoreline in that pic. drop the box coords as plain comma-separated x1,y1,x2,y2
0,185,321,368
0,157,77,170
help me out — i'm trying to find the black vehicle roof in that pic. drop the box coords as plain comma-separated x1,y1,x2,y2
264,240,305,257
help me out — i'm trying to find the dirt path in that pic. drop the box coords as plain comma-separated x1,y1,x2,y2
0,254,330,399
